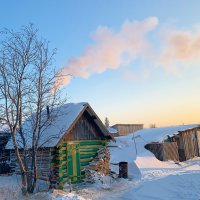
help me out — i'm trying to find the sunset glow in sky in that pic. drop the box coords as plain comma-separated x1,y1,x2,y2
1,0,200,127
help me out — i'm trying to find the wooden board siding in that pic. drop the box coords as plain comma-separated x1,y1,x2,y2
179,130,198,161
181,132,194,160
173,135,186,161
162,142,179,161
111,124,143,136
145,142,179,161
173,129,200,161
196,130,200,156
65,111,105,141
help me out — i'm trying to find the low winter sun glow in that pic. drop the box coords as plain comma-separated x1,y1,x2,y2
1,1,200,127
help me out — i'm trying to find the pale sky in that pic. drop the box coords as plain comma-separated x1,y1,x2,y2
1,0,200,127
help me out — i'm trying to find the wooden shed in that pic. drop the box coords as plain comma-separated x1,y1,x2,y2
144,125,200,162
145,142,179,161
171,127,200,161
6,103,112,187
111,124,143,136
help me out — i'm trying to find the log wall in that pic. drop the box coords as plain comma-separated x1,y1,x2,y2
9,148,52,180
52,140,106,187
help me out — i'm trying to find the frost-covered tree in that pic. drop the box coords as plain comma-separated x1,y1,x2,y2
0,25,66,194
105,117,110,128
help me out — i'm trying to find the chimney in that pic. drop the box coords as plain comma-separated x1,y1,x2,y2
46,105,50,119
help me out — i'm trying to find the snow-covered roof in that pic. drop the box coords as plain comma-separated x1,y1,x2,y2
107,127,118,134
6,102,111,149
0,124,9,132
134,124,200,144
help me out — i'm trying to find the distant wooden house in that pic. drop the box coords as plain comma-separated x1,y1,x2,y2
6,103,112,187
145,125,200,162
111,124,143,136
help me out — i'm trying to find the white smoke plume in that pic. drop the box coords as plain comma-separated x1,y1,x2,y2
159,28,200,73
59,17,159,85
58,17,200,86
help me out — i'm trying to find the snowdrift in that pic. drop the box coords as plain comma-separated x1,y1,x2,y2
109,125,199,176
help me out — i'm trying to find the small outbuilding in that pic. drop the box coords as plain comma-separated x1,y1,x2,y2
170,127,200,161
144,125,200,162
6,103,112,187
111,124,143,136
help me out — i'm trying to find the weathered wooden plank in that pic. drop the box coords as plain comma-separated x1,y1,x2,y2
80,151,96,155
79,145,103,149
80,157,93,163
80,154,96,159
79,141,105,146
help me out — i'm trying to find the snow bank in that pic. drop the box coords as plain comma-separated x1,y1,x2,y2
55,193,86,200
109,124,200,174
109,134,141,178
117,173,200,200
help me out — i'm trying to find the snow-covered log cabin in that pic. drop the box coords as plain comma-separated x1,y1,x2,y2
6,103,112,187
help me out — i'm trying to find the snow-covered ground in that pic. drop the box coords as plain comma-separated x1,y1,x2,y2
83,125,200,199
1,125,200,200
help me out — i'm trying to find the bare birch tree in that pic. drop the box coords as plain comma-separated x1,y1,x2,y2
0,24,66,194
